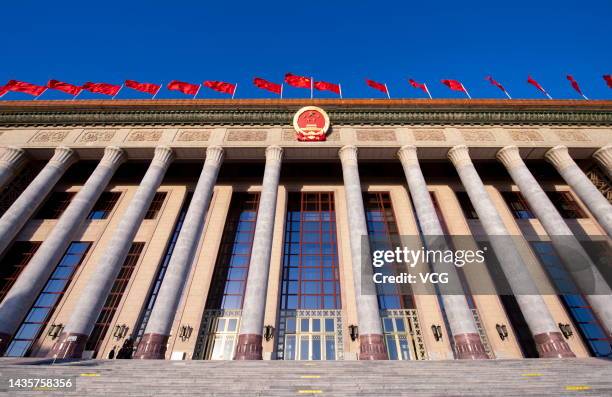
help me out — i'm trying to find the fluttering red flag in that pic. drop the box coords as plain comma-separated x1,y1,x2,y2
366,79,388,96
314,80,341,95
125,80,161,95
527,76,551,98
485,76,510,98
408,79,431,98
566,75,586,99
602,75,612,89
4,80,47,96
0,85,9,98
167,80,200,96
47,80,82,96
203,80,236,95
441,79,466,92
253,77,282,95
285,73,312,89
82,82,122,96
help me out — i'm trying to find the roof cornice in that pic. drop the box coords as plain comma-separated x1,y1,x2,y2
1,99,611,127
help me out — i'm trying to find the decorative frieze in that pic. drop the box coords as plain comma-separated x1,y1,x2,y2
356,129,396,142
77,129,116,143
126,129,162,142
553,129,590,142
282,128,338,141
413,129,445,141
226,129,267,141
460,129,495,142
175,129,211,142
30,130,71,143
508,129,544,142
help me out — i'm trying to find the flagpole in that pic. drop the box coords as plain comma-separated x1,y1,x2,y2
582,93,589,100
232,83,237,99
33,88,48,101
461,83,472,99
310,77,314,99
503,90,512,100
424,83,433,99
72,89,82,101
384,84,391,99
544,91,552,100
339,84,343,99
112,84,124,100
280,84,284,99
193,85,201,100
152,82,163,99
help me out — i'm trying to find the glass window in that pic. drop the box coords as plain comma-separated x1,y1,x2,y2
546,191,586,219
87,192,122,220
34,192,75,219
501,192,535,219
455,191,478,220
0,242,41,302
144,192,168,219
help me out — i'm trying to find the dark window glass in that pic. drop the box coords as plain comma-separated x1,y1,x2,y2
86,242,144,357
205,193,259,310
364,192,414,310
546,191,586,219
0,242,42,302
280,192,341,310
144,192,168,219
34,192,75,219
4,242,91,357
501,192,535,219
88,192,121,220
455,191,478,220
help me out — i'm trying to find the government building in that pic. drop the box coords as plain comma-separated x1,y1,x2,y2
0,98,610,364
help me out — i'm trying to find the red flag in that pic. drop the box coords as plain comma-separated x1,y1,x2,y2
441,79,465,92
285,73,312,89
314,80,340,95
602,75,612,89
125,80,161,95
408,79,428,93
203,80,236,95
47,80,82,96
82,82,121,96
566,75,585,97
527,75,550,98
167,80,200,96
0,85,9,97
366,79,388,94
253,77,282,94
485,76,507,94
4,80,47,96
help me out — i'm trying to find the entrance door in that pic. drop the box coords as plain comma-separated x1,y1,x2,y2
193,311,241,360
283,315,339,360
381,310,427,360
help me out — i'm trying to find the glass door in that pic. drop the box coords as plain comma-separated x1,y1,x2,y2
283,314,339,360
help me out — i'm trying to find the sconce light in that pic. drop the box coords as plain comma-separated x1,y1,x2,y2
48,323,63,339
558,323,573,339
431,325,443,342
496,324,509,341
264,325,275,341
348,325,359,342
179,325,193,341
113,324,129,340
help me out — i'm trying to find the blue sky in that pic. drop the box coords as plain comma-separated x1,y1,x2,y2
1,0,610,100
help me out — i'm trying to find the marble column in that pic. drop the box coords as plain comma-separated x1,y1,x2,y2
339,145,387,360
498,146,612,337
0,146,27,190
0,146,125,355
0,147,77,257
545,145,612,237
448,145,574,358
592,145,612,180
235,146,283,360
49,146,175,359
398,145,488,359
135,146,224,359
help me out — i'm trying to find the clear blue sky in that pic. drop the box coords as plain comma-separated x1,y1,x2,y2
1,1,610,100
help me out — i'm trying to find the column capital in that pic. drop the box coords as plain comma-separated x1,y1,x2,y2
338,145,358,165
545,145,574,171
0,146,27,169
496,145,525,169
205,145,224,165
48,146,78,169
265,145,283,162
447,145,472,168
593,145,612,169
151,146,175,168
397,145,418,166
100,146,126,167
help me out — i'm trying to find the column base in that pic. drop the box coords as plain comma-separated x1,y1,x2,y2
48,332,88,359
134,333,169,359
0,331,11,355
534,332,575,358
453,333,489,359
359,334,388,360
234,334,263,360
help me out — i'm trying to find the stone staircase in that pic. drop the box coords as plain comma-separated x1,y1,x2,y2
0,358,611,396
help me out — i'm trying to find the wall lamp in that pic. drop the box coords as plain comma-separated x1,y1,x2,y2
113,324,129,340
496,324,509,341
431,325,443,342
559,323,573,339
348,325,359,342
48,323,63,339
179,325,193,341
264,325,275,341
